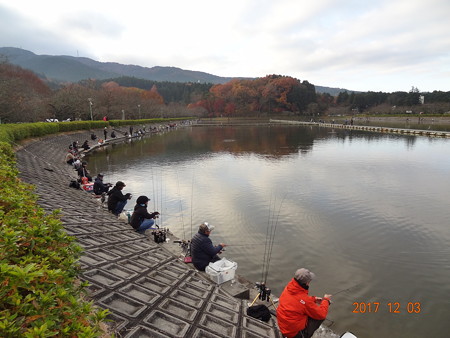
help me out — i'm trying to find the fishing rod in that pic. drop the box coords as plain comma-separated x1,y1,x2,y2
332,283,362,296
226,244,272,247
190,169,195,239
261,193,287,285
248,193,287,311
260,194,274,284
175,168,186,240
159,167,164,228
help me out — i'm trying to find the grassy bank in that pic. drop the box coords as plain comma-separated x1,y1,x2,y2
0,141,109,336
0,118,190,336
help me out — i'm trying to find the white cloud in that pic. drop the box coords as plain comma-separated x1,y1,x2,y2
0,0,449,92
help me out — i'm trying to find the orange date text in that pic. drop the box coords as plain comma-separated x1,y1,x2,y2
352,302,421,314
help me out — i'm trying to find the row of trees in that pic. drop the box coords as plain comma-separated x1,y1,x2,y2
1,59,450,123
0,62,185,123
104,77,213,104
320,86,450,115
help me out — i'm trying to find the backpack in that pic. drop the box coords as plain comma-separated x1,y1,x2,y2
246,304,271,322
69,180,81,189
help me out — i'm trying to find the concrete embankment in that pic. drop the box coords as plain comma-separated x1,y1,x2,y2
15,125,284,338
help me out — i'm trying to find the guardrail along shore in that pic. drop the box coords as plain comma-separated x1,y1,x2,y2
270,119,450,138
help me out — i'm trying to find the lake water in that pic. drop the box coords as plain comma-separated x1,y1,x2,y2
86,124,450,338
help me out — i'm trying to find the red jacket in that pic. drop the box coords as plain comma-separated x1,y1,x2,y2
276,278,329,338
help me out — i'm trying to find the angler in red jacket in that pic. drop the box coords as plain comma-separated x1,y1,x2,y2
277,268,332,338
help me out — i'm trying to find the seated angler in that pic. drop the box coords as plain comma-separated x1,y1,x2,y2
129,196,160,234
277,268,332,338
107,181,131,216
190,222,226,271
93,173,112,196
64,150,76,165
81,140,90,151
77,161,92,182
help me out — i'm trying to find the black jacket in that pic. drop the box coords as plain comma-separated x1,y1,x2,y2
93,177,110,195
107,187,129,212
129,204,158,229
190,232,223,271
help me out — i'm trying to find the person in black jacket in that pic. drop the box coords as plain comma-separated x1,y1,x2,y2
81,140,90,151
93,173,112,196
129,196,160,234
107,181,131,216
190,222,227,271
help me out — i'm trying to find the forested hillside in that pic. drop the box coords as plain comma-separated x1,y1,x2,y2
1,60,450,123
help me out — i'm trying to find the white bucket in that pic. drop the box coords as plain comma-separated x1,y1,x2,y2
205,258,238,285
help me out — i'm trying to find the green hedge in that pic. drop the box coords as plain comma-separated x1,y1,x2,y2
0,117,193,336
0,118,192,143
0,141,109,336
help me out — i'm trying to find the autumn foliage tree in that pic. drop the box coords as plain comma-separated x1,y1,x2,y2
0,61,51,122
191,75,316,117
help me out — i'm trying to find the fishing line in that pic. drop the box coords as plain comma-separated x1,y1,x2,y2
151,166,157,211
260,192,287,285
190,169,195,238
332,283,362,296
263,193,287,285
175,168,186,240
158,166,164,228
261,193,274,283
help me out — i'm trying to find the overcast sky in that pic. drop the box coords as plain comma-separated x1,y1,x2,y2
1,0,449,93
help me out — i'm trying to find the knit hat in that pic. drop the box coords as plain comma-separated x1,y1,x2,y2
294,268,316,284
136,196,150,204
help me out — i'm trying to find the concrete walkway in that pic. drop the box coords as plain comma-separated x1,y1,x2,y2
15,126,283,338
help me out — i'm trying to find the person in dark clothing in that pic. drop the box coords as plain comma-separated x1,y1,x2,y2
103,127,108,140
107,181,131,216
111,130,116,138
90,132,97,141
190,222,226,271
72,141,79,152
77,161,92,182
129,196,160,234
81,140,90,151
93,173,112,196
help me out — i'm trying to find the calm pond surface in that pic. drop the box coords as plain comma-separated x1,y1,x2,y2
86,124,450,338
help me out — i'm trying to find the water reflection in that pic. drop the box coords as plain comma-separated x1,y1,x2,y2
85,125,450,338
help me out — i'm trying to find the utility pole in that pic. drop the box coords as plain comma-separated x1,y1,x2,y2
88,98,93,121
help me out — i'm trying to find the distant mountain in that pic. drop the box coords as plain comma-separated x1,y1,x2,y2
0,47,237,84
315,85,356,95
0,47,352,94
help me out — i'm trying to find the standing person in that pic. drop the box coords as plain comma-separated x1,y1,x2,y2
129,196,160,234
103,127,108,140
190,222,226,271
107,181,131,216
129,126,133,136
93,173,112,196
277,268,332,338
